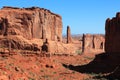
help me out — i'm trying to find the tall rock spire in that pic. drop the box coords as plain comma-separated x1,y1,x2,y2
67,25,72,43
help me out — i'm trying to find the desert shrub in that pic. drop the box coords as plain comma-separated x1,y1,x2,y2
75,49,82,55
29,72,35,77
84,56,94,60
28,77,35,80
42,75,49,79
40,69,44,72
17,78,24,80
53,72,57,74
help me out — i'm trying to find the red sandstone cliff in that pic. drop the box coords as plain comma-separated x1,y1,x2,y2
0,6,62,41
0,6,63,52
0,6,78,54
0,6,105,54
82,34,105,53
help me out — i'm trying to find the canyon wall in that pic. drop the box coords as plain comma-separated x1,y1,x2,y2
0,6,106,54
82,34,105,52
0,6,62,41
0,6,78,54
105,12,120,53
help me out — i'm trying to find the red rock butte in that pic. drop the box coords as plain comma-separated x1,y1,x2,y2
105,12,120,53
0,6,105,55
0,6,65,53
0,6,62,41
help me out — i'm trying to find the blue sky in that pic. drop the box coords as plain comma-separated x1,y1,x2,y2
0,0,120,34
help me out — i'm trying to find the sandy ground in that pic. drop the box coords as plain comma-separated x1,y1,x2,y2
0,52,107,80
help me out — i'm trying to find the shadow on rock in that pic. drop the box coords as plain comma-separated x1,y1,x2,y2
63,53,120,79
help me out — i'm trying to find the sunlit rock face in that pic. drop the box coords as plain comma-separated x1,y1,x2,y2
67,26,72,43
0,6,63,51
0,6,62,41
82,34,105,52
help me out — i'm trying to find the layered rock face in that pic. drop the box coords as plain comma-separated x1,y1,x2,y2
82,34,93,51
0,6,77,54
67,26,72,43
0,6,62,41
105,12,120,53
82,34,105,52
0,6,63,52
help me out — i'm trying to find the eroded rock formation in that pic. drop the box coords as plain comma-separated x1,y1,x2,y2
0,6,62,41
82,34,105,52
105,12,120,53
0,6,63,52
0,6,78,54
93,35,105,49
67,26,72,43
0,6,106,55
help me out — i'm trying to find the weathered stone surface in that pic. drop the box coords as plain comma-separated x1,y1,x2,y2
105,12,120,53
82,34,93,52
0,6,78,54
48,41,77,54
42,39,50,52
82,34,105,52
93,35,105,49
0,36,41,51
0,6,105,55
67,26,72,43
0,6,62,41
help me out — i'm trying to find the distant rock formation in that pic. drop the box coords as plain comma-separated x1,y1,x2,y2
82,34,105,52
0,6,62,41
105,12,120,53
67,26,72,43
82,34,93,52
0,6,77,54
0,6,106,55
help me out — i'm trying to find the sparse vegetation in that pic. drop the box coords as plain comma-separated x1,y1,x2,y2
42,75,49,79
84,56,94,60
0,50,118,80
40,70,44,72
53,72,57,74
29,72,36,77
28,77,35,80
17,78,24,80
75,49,82,55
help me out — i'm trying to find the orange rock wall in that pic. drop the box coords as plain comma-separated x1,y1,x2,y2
83,34,105,52
0,7,62,41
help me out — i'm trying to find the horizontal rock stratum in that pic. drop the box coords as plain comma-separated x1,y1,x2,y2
0,6,62,41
